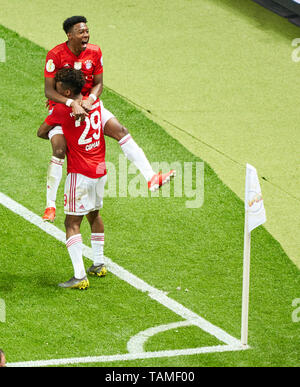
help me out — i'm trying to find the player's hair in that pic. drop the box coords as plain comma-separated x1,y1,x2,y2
63,16,87,34
55,68,85,96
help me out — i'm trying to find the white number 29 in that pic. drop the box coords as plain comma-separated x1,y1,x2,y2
78,110,101,145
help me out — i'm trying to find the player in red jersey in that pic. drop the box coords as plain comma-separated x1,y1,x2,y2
38,68,109,289
43,16,175,222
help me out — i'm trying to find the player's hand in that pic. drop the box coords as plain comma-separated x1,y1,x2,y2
71,100,88,121
80,99,93,113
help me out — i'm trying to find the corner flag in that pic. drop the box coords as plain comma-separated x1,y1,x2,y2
245,163,266,233
241,164,266,346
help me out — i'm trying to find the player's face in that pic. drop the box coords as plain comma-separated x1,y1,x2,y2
68,22,90,52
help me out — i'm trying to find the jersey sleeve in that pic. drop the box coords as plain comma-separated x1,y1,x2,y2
45,104,65,126
44,50,60,78
93,46,103,75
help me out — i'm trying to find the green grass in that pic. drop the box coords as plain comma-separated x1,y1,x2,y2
0,25,299,367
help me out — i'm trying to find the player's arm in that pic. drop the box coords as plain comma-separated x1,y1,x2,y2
45,77,71,105
91,73,103,97
37,121,55,139
81,73,103,112
45,77,88,120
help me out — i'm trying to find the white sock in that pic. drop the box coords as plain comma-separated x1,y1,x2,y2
119,134,155,182
91,233,104,266
46,156,64,208
66,234,86,279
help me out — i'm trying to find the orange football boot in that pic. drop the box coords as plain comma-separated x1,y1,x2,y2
148,170,176,192
42,207,56,222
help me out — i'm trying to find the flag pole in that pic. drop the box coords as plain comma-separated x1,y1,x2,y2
241,208,251,346
241,163,266,347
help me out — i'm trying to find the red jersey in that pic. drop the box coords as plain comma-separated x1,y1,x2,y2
44,42,103,96
45,98,106,179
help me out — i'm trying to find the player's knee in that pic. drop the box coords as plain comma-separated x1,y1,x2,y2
51,134,67,159
113,125,128,141
105,119,129,141
53,147,66,159
119,126,129,139
64,218,80,234
64,217,71,230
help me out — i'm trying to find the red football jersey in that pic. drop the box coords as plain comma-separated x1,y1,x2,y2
44,42,103,96
45,98,106,179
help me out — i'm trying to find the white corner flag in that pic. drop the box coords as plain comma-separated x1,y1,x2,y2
241,164,266,346
245,164,266,233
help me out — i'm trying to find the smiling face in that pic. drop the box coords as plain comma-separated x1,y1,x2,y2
67,22,90,53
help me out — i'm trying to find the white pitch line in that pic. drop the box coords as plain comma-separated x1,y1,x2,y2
7,344,248,368
0,191,245,365
127,321,194,353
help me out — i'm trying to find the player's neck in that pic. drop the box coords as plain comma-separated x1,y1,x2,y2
66,41,83,57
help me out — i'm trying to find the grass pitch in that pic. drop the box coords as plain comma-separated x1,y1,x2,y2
0,25,299,367
1,0,299,269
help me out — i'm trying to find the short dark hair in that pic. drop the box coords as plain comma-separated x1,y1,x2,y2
55,68,85,96
63,16,87,34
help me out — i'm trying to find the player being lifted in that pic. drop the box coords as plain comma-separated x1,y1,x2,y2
38,68,109,289
43,15,175,222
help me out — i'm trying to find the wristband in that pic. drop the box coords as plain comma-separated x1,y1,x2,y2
65,98,74,107
89,94,97,102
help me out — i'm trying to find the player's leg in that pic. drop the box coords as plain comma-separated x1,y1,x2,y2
59,214,89,289
101,104,175,191
85,174,107,277
86,210,107,277
42,128,66,222
59,173,89,289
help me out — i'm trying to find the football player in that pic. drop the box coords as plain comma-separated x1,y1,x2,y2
43,16,175,222
38,68,110,289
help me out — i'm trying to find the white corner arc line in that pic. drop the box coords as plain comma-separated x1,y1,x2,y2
0,192,244,365
127,321,193,353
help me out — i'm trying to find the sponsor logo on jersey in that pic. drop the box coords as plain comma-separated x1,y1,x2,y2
85,60,92,70
74,61,82,70
64,63,71,68
46,59,55,72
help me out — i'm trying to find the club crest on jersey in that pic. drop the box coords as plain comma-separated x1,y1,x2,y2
85,60,92,70
74,61,82,70
46,59,55,72
48,108,54,116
